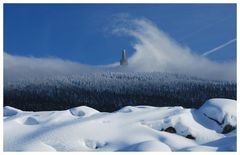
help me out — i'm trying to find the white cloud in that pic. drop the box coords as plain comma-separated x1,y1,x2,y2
4,53,96,82
111,18,236,81
4,17,236,82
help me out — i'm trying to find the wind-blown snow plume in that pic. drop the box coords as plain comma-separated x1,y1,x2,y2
112,17,236,81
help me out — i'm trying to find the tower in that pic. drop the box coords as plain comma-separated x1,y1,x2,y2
120,49,128,65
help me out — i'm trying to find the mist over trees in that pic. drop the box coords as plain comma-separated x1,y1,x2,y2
4,72,236,112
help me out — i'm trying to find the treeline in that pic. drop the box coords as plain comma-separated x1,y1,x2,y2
4,72,236,112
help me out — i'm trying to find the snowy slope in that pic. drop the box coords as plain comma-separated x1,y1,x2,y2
4,98,236,152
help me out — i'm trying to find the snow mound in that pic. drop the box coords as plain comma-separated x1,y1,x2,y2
4,106,22,117
4,98,236,152
199,98,236,130
69,106,99,117
23,117,40,125
142,109,223,144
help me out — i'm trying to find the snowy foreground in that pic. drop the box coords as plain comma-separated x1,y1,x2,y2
4,98,236,152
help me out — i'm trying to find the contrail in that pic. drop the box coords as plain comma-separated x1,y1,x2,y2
202,38,236,56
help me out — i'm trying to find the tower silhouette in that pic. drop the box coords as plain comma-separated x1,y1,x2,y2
120,49,128,65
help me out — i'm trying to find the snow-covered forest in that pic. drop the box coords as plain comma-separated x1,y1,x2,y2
4,72,236,112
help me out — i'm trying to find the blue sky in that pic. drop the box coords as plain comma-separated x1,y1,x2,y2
4,4,236,65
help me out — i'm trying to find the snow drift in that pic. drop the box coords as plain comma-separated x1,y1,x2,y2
4,98,236,152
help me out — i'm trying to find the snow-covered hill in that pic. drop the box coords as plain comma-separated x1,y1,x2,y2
4,98,236,152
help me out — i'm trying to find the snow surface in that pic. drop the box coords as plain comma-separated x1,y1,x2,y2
199,98,237,128
4,98,236,152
